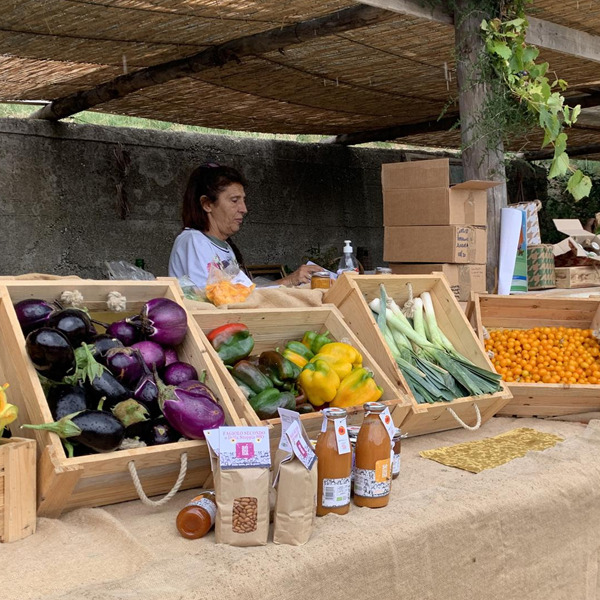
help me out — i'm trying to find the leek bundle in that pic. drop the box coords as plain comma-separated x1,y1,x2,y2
371,284,501,404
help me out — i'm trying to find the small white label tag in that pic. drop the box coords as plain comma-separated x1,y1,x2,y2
321,413,328,433
322,477,351,507
285,420,317,471
334,417,351,455
277,407,302,452
379,407,396,440
188,497,217,525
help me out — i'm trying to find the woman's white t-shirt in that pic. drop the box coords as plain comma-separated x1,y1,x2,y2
168,228,253,289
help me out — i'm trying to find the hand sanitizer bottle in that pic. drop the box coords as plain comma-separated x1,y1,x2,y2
337,240,360,276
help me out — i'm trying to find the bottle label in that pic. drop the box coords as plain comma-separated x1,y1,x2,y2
187,496,217,525
354,460,391,498
379,408,396,440
322,477,351,507
392,453,401,476
334,418,351,455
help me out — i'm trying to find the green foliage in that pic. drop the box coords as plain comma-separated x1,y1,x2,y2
481,4,592,200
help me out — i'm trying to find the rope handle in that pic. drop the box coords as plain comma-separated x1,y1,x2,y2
446,404,481,431
128,452,188,507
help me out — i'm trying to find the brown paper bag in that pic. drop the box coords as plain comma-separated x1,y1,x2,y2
205,427,271,547
273,453,318,545
272,419,318,546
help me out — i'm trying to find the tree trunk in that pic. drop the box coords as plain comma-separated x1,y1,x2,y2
454,0,507,292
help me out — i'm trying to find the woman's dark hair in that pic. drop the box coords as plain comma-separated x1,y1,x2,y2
182,163,247,231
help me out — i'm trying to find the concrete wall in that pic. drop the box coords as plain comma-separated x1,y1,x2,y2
0,117,423,279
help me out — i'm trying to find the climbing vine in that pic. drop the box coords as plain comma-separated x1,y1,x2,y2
480,1,592,199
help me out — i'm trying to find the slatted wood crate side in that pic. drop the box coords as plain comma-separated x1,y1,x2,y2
0,438,36,542
471,293,600,418
0,281,239,517
323,274,512,436
191,307,412,441
555,266,600,289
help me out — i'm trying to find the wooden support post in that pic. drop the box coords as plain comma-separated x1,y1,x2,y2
454,1,507,293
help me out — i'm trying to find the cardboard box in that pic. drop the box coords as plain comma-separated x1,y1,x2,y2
553,219,600,267
389,263,487,301
555,266,600,288
381,158,499,226
384,225,487,264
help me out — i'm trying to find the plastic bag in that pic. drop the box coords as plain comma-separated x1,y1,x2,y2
177,275,207,302
105,260,156,281
204,263,255,307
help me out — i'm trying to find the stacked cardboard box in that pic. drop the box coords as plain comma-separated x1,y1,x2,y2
382,158,498,301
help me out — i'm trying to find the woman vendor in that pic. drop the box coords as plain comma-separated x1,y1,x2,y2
168,163,323,289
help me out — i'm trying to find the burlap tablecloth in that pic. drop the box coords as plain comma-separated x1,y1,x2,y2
5,416,600,600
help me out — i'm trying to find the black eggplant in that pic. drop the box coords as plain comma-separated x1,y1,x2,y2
47,308,95,348
91,335,124,364
85,370,131,410
26,327,76,380
22,410,125,454
133,360,160,418
142,418,181,446
14,298,54,335
46,384,89,420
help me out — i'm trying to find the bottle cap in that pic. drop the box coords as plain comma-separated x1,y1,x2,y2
343,240,353,253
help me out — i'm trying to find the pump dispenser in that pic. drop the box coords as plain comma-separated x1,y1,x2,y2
337,240,360,276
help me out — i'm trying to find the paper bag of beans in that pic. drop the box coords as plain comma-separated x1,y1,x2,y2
273,416,318,545
205,426,271,547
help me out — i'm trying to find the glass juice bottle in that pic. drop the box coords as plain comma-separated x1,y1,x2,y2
176,491,217,539
315,407,352,516
354,402,392,508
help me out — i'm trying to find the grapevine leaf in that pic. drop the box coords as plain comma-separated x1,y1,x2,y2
491,41,512,60
567,171,592,201
571,104,581,123
554,132,567,156
547,93,563,114
548,152,569,179
522,45,539,63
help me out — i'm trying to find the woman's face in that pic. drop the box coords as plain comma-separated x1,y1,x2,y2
202,182,247,240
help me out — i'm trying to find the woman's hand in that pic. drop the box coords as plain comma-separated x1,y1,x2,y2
278,264,325,287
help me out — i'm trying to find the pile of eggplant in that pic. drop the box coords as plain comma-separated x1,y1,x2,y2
16,297,225,457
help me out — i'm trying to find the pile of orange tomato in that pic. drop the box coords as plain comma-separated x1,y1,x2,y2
485,326,600,385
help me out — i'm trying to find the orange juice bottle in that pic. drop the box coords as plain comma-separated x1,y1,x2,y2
315,407,352,516
353,402,392,508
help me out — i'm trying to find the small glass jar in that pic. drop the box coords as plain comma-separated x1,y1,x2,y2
176,491,217,539
392,428,402,480
311,271,332,290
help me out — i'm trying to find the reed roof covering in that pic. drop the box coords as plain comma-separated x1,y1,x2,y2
2,0,600,154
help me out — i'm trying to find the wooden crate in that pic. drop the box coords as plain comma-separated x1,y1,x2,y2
323,274,512,436
555,266,600,289
470,293,600,417
190,307,412,444
0,437,36,542
0,280,241,517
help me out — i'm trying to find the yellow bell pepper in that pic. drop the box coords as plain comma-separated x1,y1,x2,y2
0,383,18,433
318,342,362,369
298,360,340,407
309,353,352,380
330,368,383,408
282,348,308,369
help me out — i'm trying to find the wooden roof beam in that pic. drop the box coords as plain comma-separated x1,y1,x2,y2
29,4,393,121
357,1,600,63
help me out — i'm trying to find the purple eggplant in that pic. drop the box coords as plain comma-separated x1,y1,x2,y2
127,298,187,347
131,340,166,371
163,347,179,366
163,361,198,386
26,327,76,380
155,373,224,440
105,347,145,387
47,308,95,348
14,298,54,335
179,379,219,404
22,410,125,454
106,320,139,346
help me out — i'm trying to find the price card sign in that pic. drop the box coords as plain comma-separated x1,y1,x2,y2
218,426,271,470
285,420,317,471
277,407,303,452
